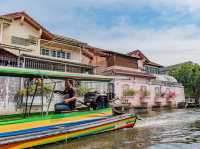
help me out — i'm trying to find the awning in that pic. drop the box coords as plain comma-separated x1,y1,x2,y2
0,66,113,82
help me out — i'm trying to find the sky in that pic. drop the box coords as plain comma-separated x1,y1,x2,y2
1,0,200,66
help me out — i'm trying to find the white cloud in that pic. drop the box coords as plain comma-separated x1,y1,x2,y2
1,0,200,66
75,22,200,66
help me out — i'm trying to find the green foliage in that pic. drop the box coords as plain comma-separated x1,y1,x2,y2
169,63,200,103
123,88,136,96
141,90,150,97
19,84,53,96
76,86,94,97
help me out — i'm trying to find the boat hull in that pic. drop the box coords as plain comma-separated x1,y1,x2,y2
0,109,136,149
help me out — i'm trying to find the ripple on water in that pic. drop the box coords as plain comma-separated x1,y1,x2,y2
146,143,200,149
43,109,200,149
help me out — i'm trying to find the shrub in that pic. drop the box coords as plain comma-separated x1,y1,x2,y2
166,91,176,99
143,90,150,97
76,86,94,97
19,84,53,96
123,89,136,96
140,90,150,98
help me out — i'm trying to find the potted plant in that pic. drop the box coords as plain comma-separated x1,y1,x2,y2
19,84,53,96
155,92,165,98
140,90,150,98
76,86,94,97
16,83,53,109
122,88,136,104
166,91,176,100
143,90,150,97
123,88,136,97
140,89,150,104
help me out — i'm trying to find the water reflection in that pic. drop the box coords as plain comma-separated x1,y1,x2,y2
43,109,200,149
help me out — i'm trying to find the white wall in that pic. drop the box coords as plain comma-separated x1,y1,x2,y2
1,20,83,63
3,20,41,54
114,78,185,108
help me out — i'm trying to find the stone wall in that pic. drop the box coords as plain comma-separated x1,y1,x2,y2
0,77,20,113
114,79,185,108
0,77,65,114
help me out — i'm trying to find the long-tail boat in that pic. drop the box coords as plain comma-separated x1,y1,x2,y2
0,66,137,149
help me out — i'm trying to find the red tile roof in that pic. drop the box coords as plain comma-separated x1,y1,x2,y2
128,49,163,68
145,61,163,67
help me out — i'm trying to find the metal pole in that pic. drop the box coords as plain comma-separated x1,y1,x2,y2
17,50,21,68
28,82,38,116
24,79,30,118
41,78,44,117
46,82,56,116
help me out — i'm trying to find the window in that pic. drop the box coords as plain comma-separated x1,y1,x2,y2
11,36,37,46
29,35,38,45
41,49,45,55
66,52,71,59
40,48,71,60
12,36,28,46
144,65,160,74
155,87,161,96
46,50,49,56
144,66,151,73
51,51,56,57
61,52,65,59
152,68,159,74
41,49,49,56
57,51,61,58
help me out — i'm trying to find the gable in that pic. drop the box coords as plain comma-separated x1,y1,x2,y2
3,19,41,46
2,11,53,40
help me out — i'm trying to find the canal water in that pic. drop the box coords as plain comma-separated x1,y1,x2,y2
44,109,200,149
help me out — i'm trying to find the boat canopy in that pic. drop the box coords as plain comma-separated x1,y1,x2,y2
0,66,113,82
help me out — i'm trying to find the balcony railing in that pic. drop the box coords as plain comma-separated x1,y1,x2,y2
0,56,19,67
150,80,183,87
0,56,93,74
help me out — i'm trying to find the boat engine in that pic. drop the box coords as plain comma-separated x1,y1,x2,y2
84,92,109,110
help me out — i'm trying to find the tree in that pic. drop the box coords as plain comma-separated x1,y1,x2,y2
169,63,200,104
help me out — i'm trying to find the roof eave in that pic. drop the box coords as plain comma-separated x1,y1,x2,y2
2,11,54,40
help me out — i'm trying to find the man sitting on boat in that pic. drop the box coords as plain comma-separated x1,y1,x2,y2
54,80,77,113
